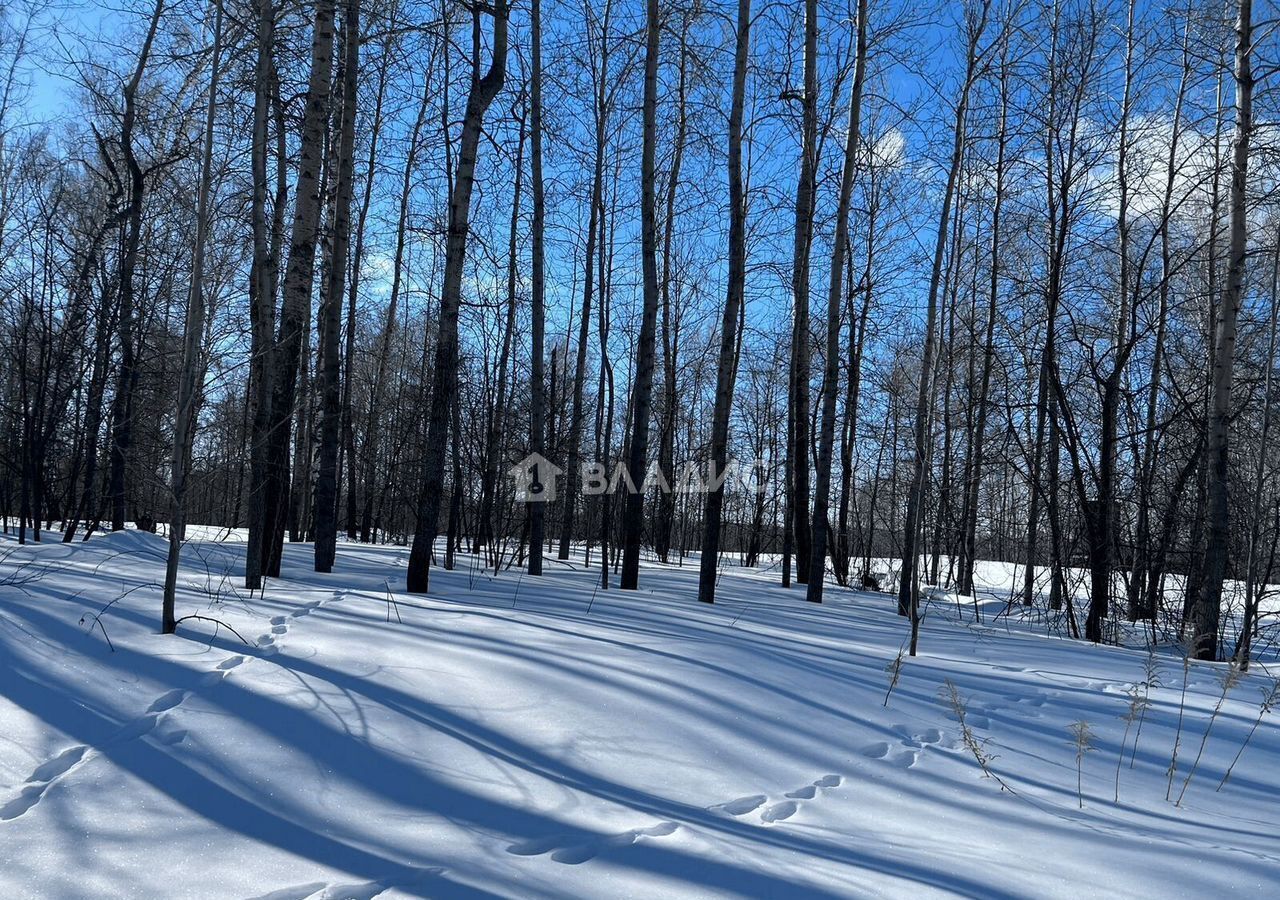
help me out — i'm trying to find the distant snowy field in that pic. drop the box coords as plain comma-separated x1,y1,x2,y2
1,531,1278,898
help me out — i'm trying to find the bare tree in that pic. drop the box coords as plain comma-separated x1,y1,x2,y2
162,0,223,632
785,0,818,589
618,0,660,591
898,0,991,654
107,0,165,532
407,0,508,593
1197,0,1254,661
697,0,750,605
314,0,361,573
528,0,547,576
808,0,868,605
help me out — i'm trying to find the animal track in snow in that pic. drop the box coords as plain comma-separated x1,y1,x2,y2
148,689,188,713
153,718,188,746
710,794,767,817
861,742,917,768
0,779,58,821
113,713,161,742
249,866,446,900
29,745,87,782
507,822,678,864
256,591,342,655
914,727,943,745
709,775,845,827
761,800,798,823
0,745,90,821
760,775,843,823
1,590,342,824
862,728,957,770
984,691,1051,719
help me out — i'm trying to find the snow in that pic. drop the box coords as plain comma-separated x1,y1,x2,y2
1,531,1278,898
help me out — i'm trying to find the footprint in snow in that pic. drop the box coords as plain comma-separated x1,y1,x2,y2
760,775,843,823
710,794,767,817
289,599,326,620
3,592,337,825
249,866,446,900
708,775,843,827
994,691,1050,718
29,745,88,782
901,727,952,747
111,713,161,743
863,729,957,770
200,668,229,687
0,745,91,821
148,689,187,713
860,741,891,759
862,742,917,768
154,722,188,746
507,822,678,865
0,781,55,821
761,801,798,823
885,750,918,768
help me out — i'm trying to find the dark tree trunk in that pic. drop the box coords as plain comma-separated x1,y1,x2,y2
245,0,279,589
618,0,661,590
163,0,223,632
107,0,164,532
528,0,547,576
786,0,818,589
697,0,751,605
407,2,508,593
808,0,867,605
314,0,360,573
1197,0,1253,661
259,0,335,578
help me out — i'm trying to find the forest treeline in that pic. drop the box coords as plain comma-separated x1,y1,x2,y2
0,0,1275,662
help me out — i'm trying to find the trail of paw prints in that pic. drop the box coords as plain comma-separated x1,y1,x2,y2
1,592,341,823
860,727,958,770
953,690,1054,726
254,595,337,658
711,774,843,826
507,821,679,865
0,689,192,821
989,690,1051,719
247,866,446,900
0,745,88,821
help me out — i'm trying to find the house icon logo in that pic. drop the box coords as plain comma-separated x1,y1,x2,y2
510,452,563,503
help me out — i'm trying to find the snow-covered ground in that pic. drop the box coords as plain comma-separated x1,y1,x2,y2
1,531,1278,898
